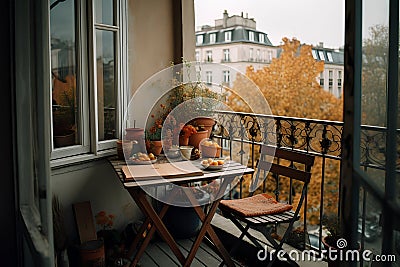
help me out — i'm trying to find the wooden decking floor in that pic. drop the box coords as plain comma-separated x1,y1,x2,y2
137,237,244,267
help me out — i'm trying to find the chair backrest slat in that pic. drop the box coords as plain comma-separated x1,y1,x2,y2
261,145,315,167
258,160,312,183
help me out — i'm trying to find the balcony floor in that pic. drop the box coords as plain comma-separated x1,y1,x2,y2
137,236,243,266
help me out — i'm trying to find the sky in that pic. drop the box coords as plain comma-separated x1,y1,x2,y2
195,0,390,49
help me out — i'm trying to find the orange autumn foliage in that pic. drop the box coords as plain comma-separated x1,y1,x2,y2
228,38,343,225
229,37,343,121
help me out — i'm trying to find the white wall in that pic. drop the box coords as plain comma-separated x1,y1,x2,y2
52,160,141,241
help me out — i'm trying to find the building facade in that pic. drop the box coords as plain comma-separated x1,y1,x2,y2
195,11,344,98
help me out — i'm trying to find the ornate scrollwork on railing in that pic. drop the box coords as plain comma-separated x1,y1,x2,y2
214,111,343,159
213,110,399,170
360,126,386,169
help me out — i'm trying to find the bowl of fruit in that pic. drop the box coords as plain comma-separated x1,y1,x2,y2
200,139,222,158
128,152,157,164
201,158,225,170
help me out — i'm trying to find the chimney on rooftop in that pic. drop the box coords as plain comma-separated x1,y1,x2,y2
246,13,248,18
319,42,324,48
223,10,228,28
241,12,243,17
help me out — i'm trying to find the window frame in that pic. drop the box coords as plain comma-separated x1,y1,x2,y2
196,34,203,45
249,31,254,42
206,50,213,62
249,48,253,61
259,33,264,43
224,31,231,42
209,33,216,44
50,0,128,165
223,70,230,84
206,71,212,85
223,49,230,62
318,50,325,61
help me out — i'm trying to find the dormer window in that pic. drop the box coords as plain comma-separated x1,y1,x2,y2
312,50,318,59
209,33,216,44
259,33,264,43
249,31,254,42
327,52,333,62
318,51,325,61
224,31,231,42
196,34,204,45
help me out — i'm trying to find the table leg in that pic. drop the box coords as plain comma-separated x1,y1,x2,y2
129,199,171,267
132,189,186,265
182,179,236,267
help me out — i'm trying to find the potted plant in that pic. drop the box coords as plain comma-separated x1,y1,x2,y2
166,60,225,137
179,124,197,146
95,211,123,265
321,215,360,267
145,104,170,155
52,79,76,148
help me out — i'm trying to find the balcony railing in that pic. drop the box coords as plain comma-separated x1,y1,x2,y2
210,110,392,253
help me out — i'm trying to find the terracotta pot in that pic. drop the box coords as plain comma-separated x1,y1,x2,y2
54,130,76,148
190,117,215,137
188,130,208,149
322,236,360,267
125,128,144,141
147,140,163,156
179,135,189,146
200,143,222,158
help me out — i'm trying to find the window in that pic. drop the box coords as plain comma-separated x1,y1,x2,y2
318,51,325,61
259,33,264,43
262,50,266,62
206,71,212,85
267,50,272,62
209,33,216,44
319,72,324,87
223,49,230,62
327,52,333,62
196,34,204,45
249,48,253,61
206,50,213,62
195,51,200,62
256,49,260,61
224,31,231,42
312,49,318,59
328,70,333,93
50,0,126,160
249,31,254,42
223,70,230,85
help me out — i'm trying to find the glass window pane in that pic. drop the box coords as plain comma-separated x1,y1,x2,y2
358,0,389,191
50,0,80,148
96,30,116,141
95,0,115,25
361,0,389,127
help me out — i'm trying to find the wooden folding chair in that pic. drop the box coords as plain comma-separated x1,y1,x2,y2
219,145,315,267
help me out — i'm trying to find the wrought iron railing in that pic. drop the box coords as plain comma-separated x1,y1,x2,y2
210,110,395,252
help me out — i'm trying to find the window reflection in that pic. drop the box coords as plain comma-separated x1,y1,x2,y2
50,0,79,148
96,30,116,141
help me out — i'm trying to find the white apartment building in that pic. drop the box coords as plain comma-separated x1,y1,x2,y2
195,11,344,98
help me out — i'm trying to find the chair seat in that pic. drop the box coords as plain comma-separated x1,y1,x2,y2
219,193,293,218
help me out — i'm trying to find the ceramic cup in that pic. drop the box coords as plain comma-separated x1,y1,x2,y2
180,146,194,160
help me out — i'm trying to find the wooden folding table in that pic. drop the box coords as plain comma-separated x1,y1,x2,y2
109,157,254,267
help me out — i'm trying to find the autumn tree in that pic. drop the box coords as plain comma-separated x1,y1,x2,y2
228,37,343,225
229,37,342,121
362,24,389,127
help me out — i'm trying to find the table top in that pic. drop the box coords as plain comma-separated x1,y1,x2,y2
108,156,254,188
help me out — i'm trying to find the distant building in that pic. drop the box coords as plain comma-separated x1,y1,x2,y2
311,43,344,98
195,11,344,98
